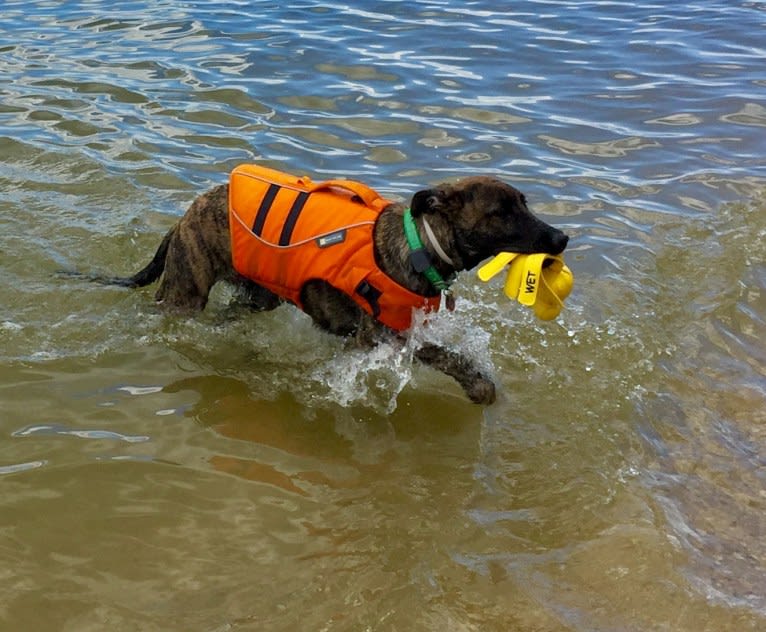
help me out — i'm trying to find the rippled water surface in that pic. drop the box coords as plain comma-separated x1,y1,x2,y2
1,1,765,630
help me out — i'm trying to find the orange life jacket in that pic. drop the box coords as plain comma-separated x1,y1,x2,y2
228,164,441,331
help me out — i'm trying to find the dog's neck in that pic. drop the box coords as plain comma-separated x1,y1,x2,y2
402,208,456,295
421,217,456,268
374,205,463,297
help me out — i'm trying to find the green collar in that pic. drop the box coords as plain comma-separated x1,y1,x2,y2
403,208,452,294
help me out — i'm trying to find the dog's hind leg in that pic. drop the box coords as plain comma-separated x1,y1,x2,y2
414,343,496,405
153,224,226,311
152,185,232,311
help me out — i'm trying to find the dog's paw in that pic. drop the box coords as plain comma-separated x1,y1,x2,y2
466,377,496,406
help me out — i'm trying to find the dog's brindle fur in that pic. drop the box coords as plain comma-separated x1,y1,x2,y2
105,176,568,405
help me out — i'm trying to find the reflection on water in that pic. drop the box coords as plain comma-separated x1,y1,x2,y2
1,1,765,630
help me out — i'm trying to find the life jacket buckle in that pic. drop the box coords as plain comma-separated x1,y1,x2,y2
355,280,382,318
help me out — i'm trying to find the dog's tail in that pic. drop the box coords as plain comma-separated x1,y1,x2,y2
60,226,175,288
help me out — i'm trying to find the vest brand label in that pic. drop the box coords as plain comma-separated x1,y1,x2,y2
317,230,347,248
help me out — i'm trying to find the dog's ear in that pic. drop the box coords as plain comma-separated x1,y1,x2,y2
410,189,438,216
410,186,456,217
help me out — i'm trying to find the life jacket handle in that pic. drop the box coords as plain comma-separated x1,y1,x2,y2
307,179,386,210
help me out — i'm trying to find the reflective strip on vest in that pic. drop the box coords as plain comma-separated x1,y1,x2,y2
228,164,440,331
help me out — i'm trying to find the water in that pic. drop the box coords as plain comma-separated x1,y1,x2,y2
1,1,765,630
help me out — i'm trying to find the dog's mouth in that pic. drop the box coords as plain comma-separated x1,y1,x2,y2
492,228,569,258
542,230,569,255
494,238,568,258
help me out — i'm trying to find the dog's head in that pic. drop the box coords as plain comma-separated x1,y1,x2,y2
411,176,569,271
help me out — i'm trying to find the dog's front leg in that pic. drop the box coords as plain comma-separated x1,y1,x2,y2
355,322,496,405
414,343,496,405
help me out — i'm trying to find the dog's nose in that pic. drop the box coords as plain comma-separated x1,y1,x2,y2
550,231,569,254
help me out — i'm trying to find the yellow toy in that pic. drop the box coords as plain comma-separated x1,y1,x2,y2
477,252,573,320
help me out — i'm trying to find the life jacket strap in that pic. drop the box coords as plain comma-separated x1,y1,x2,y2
250,178,386,246
252,183,280,236
252,185,312,246
279,191,310,246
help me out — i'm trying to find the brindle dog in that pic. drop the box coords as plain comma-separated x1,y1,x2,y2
97,175,568,404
